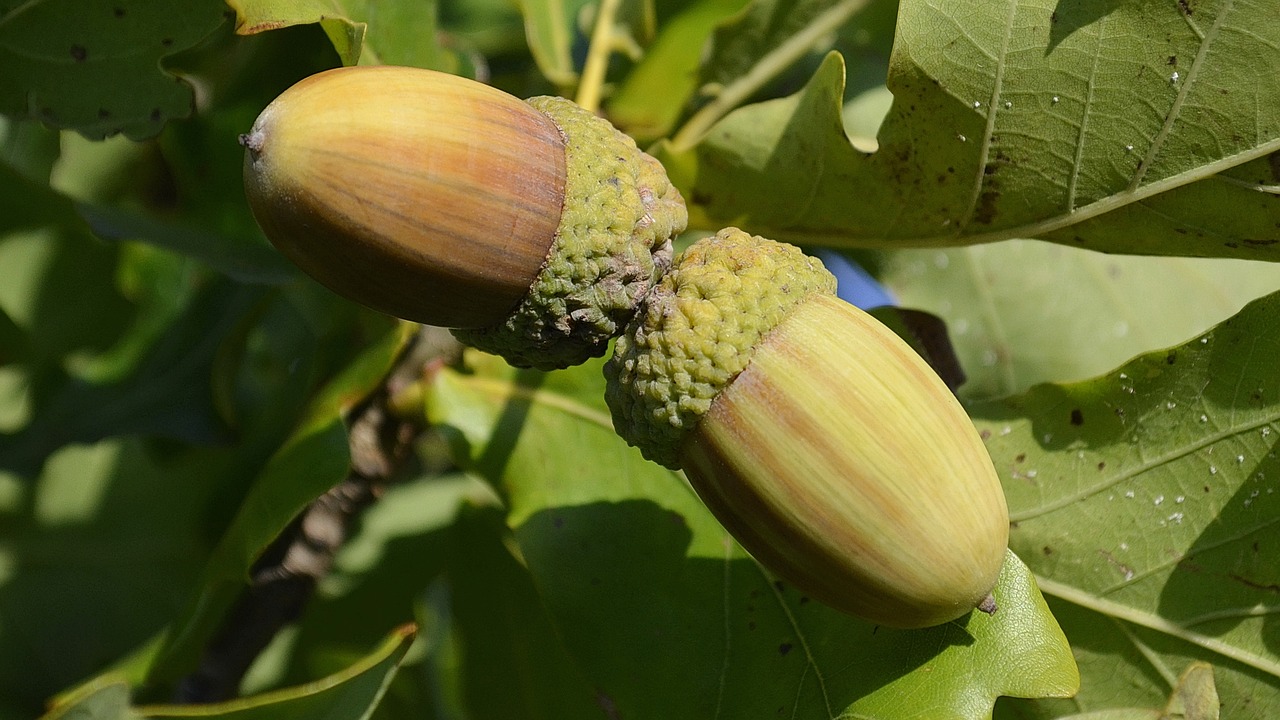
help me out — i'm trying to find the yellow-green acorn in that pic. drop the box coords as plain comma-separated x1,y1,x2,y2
241,66,685,369
605,228,1009,628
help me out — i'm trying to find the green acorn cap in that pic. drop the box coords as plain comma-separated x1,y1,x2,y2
454,96,684,370
604,227,836,468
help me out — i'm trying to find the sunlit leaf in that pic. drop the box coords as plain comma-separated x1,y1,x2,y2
659,0,1280,258
513,0,593,87
226,0,453,70
877,240,1280,400
607,0,750,141
0,0,230,140
975,290,1280,718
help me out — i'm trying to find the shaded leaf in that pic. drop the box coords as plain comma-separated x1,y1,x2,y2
973,290,1280,717
0,281,252,477
0,0,231,140
444,504,601,720
146,321,412,686
425,351,1078,719
658,0,1280,258
0,437,218,715
77,204,296,285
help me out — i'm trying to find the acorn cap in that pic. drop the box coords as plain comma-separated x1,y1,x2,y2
604,228,1009,628
454,96,683,369
242,66,685,370
605,227,836,469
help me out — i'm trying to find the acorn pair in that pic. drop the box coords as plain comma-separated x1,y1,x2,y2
242,66,1009,629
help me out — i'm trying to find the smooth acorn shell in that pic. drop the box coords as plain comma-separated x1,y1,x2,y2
679,294,1009,628
242,66,566,328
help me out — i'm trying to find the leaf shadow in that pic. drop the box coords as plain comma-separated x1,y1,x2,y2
515,499,980,717
1154,326,1280,658
1047,0,1117,54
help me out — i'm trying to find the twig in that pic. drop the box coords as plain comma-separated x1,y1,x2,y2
172,329,447,703
668,0,868,151
576,0,624,113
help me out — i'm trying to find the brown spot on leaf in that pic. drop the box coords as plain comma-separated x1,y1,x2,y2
778,642,793,656
70,45,87,61
1071,408,1084,425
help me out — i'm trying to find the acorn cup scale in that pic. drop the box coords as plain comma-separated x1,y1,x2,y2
606,228,1010,628
242,65,686,370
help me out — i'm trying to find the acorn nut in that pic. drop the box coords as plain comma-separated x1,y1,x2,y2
605,228,1010,628
241,66,685,370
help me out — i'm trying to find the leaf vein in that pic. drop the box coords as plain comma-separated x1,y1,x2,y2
1009,412,1280,522
1130,0,1234,190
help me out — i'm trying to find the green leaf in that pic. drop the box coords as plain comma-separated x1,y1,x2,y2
425,352,1078,719
257,473,482,706
226,0,453,70
698,0,856,88
877,240,1280,401
0,281,250,477
146,321,412,686
76,204,296,286
973,290,1280,717
39,676,139,720
515,0,593,87
0,438,224,714
658,0,1280,258
606,0,751,141
443,504,601,719
138,625,415,719
0,0,231,140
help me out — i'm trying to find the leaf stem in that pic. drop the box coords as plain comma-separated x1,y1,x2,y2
576,0,624,113
668,0,868,151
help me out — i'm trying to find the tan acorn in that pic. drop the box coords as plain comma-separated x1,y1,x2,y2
605,228,1009,628
241,65,685,370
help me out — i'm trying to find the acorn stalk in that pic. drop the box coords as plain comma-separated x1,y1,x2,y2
242,66,685,370
607,228,1009,628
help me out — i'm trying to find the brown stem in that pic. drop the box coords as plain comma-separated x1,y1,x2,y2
172,329,446,703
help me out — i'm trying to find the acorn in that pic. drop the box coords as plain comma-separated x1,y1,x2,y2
605,228,1009,628
241,65,685,370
